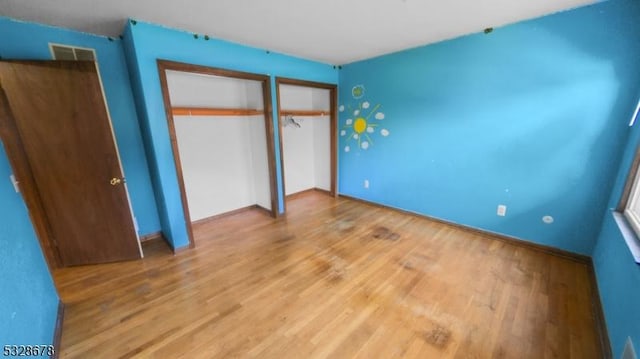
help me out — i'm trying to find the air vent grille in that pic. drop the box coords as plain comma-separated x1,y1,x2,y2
50,44,96,61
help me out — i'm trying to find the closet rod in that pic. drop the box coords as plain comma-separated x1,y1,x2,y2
280,109,330,117
172,107,264,116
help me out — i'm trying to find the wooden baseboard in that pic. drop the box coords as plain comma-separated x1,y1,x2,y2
191,205,271,227
139,231,163,243
338,194,590,264
254,205,273,217
52,300,64,359
587,259,613,358
286,187,333,200
312,187,333,196
285,188,316,200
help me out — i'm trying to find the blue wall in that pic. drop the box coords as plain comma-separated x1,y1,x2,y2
594,214,640,358
0,146,58,346
338,0,640,255
0,17,161,236
0,17,161,346
593,97,640,357
123,20,338,249
2,0,640,352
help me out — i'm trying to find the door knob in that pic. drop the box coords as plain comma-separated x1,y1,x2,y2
110,177,122,186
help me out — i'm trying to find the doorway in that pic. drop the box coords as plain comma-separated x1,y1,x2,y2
157,61,278,247
276,77,337,211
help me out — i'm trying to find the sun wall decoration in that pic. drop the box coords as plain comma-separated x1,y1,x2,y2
340,85,390,152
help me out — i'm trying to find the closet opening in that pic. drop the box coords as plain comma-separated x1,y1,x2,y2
158,61,278,247
276,77,337,212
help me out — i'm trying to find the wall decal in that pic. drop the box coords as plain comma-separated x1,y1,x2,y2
340,92,390,152
351,85,365,99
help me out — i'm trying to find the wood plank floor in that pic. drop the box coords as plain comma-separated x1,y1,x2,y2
55,192,602,358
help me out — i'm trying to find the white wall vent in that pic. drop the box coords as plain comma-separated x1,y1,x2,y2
49,43,96,61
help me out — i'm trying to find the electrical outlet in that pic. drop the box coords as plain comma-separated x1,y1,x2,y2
497,204,507,216
364,179,369,189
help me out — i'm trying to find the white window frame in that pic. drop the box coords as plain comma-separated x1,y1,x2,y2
624,165,640,237
618,101,640,264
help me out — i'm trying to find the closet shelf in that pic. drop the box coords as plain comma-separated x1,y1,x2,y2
172,107,264,116
280,109,330,117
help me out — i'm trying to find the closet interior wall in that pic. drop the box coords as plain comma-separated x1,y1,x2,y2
166,70,271,221
279,84,331,196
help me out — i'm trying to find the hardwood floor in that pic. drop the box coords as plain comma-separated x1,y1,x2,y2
55,192,602,358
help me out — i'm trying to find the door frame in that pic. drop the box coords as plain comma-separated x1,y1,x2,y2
275,77,338,213
0,60,141,271
157,60,279,248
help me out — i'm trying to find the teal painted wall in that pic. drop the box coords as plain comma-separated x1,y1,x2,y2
0,16,161,346
2,0,640,351
0,17,161,237
338,0,640,255
122,20,339,249
594,214,640,358
593,97,640,357
0,145,58,346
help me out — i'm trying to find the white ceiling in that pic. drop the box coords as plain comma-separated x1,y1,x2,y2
0,0,596,65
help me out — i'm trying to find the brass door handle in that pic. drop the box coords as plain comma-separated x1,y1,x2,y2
110,177,122,186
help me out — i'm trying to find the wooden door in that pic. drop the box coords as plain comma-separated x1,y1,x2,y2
0,61,142,267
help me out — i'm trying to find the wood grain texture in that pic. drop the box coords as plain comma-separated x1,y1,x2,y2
172,107,264,117
260,73,279,217
280,109,330,117
286,187,332,200
157,60,197,249
0,60,140,266
0,85,62,270
55,192,603,358
190,204,271,227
